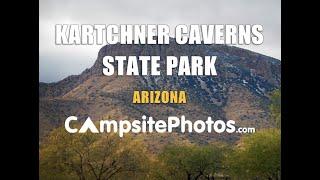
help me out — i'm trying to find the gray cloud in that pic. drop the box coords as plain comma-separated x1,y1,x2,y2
40,0,281,83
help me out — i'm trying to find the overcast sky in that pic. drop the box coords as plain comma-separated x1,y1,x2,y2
39,0,281,83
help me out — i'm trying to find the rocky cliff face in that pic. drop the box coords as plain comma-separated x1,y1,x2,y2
39,40,280,144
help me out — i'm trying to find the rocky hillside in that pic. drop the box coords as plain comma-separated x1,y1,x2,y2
39,39,281,145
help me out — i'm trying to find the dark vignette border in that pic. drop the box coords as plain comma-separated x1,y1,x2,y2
3,0,39,179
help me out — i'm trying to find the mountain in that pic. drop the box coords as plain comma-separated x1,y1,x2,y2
39,39,281,146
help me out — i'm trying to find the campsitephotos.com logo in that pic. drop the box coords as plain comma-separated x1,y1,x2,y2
64,115,256,137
